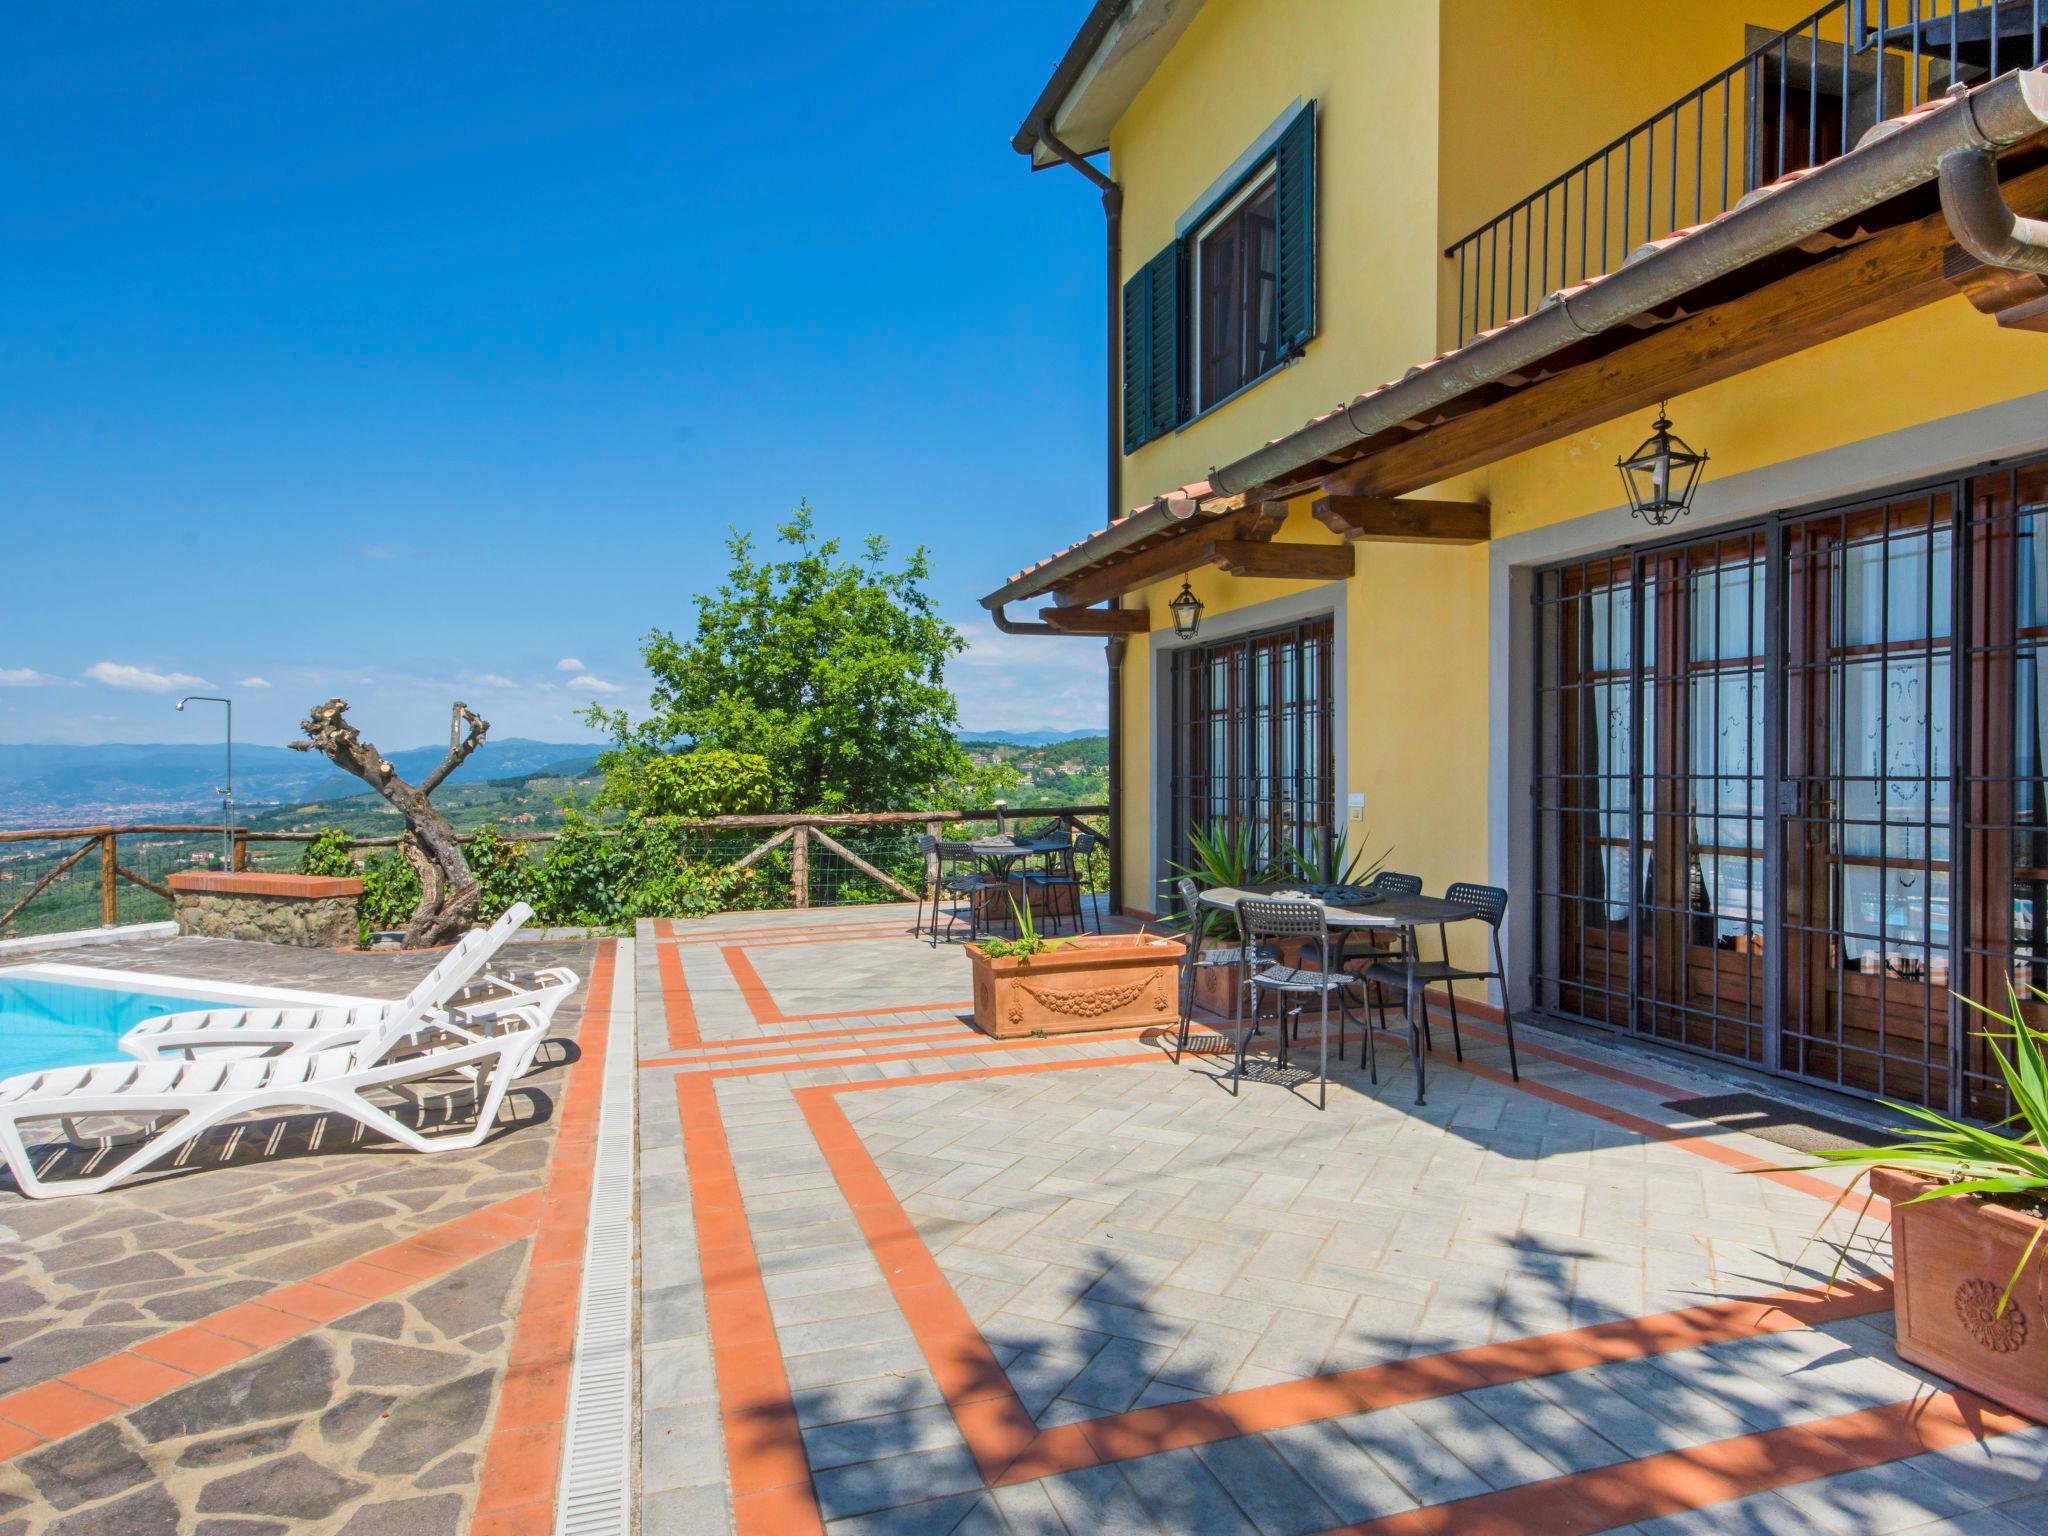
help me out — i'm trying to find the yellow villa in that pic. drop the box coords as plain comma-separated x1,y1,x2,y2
986,0,2048,1120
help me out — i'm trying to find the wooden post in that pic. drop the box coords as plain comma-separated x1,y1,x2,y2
99,832,117,926
791,825,811,909
232,830,249,871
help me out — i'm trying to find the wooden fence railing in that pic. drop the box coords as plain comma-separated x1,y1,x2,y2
0,805,1110,930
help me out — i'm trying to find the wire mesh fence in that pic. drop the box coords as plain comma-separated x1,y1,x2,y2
0,806,1110,940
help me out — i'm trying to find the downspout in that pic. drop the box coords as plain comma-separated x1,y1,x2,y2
1034,120,1130,915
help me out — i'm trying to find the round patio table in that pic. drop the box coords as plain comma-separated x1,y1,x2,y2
932,837,1073,935
1194,883,1481,1105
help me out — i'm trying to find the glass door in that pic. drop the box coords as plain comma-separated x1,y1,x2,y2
1776,490,1955,1105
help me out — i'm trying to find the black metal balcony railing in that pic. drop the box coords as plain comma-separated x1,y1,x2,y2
1445,0,2046,346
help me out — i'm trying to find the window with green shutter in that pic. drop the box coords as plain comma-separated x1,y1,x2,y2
1121,100,1316,451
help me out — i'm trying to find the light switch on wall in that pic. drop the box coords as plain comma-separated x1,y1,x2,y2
1347,792,1364,823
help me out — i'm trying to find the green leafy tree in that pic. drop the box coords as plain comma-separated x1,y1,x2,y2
587,504,1010,811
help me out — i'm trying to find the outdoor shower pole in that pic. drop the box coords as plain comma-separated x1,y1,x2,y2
176,695,234,870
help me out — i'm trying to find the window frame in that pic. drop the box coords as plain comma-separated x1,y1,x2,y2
1189,164,1282,418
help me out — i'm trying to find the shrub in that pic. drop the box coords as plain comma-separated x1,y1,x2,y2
637,749,775,819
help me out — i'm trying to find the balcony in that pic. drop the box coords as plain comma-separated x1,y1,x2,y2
1446,0,2048,346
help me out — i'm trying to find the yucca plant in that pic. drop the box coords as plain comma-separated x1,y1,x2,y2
975,894,1067,962
1288,828,1390,890
1787,979,2048,1315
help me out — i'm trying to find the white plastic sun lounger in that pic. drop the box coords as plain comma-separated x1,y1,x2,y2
118,902,576,1063
0,970,555,1200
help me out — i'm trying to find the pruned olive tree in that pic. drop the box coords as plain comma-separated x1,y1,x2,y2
291,698,487,947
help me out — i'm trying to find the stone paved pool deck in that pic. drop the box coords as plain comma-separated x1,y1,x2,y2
0,931,612,1535
639,904,2048,1536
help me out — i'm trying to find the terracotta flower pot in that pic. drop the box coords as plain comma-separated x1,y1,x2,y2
1869,1165,2048,1421
967,934,1184,1039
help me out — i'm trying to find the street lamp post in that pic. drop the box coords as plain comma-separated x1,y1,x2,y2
176,695,234,870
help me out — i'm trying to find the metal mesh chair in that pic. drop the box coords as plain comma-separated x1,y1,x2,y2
1021,830,1100,936
1233,898,1369,1109
1170,876,1278,1062
916,835,1003,948
1359,880,1517,1079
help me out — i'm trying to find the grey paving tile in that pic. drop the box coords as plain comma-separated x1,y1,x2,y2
642,1397,724,1492
1120,1445,1258,1535
1265,1418,1421,1524
1058,1336,1173,1415
1337,1402,1491,1507
1771,1458,1993,1535
778,1306,914,1357
1039,1463,1161,1536
1192,1434,1340,1536
801,1402,965,1471
812,1441,985,1521
783,1336,929,1391
642,1480,731,1536
641,1339,715,1409
791,1368,947,1429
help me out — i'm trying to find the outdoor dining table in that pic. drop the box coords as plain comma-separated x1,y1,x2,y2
933,836,1073,931
1194,882,1482,1105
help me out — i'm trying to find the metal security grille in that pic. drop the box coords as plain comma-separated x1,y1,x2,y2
1167,616,1335,899
1535,461,2048,1119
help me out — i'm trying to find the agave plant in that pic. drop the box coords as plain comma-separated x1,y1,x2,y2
1164,821,1278,942
1789,979,2048,1314
1288,828,1390,890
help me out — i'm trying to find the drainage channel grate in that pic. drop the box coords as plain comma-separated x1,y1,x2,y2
556,937,638,1536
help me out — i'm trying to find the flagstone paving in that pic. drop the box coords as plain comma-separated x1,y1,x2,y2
0,933,604,1535
641,904,2048,1536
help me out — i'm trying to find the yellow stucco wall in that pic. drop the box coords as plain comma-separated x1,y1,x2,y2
1095,0,2048,922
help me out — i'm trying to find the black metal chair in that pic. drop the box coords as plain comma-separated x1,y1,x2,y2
1234,897,1370,1109
916,835,1002,948
1170,876,1277,1062
1024,831,1101,935
1359,881,1518,1080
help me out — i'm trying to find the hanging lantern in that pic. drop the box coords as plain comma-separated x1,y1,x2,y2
1168,579,1204,640
1616,403,1708,526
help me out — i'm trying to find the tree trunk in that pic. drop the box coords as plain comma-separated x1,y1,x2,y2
291,698,487,947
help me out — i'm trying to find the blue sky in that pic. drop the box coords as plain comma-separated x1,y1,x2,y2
2,2,1111,749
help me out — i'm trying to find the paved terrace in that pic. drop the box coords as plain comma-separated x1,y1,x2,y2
640,906,2048,1536
0,913,2042,1533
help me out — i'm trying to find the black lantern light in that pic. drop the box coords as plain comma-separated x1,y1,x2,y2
1168,579,1204,640
1616,402,1708,526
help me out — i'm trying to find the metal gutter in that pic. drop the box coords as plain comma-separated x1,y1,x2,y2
1011,0,1129,161
1204,65,2048,499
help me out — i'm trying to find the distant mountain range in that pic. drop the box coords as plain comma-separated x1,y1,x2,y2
957,729,1104,747
0,740,603,825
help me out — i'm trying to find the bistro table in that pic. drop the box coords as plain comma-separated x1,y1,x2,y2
932,836,1074,934
1194,882,1482,1105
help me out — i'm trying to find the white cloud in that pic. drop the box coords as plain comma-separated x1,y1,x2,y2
948,618,1107,734
362,543,405,562
556,657,585,672
470,672,518,689
237,676,273,690
0,667,61,687
85,661,211,694
567,673,624,695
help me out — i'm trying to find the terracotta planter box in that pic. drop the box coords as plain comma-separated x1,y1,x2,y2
967,934,1184,1039
1871,1165,2048,1421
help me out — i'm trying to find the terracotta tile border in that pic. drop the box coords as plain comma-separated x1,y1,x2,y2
654,916,918,948
643,1025,979,1069
0,1186,546,1455
679,1029,1153,1082
657,935,699,1050
676,1072,826,1536
1319,1387,2032,1536
471,938,618,1536
794,1057,1895,1485
720,942,972,1026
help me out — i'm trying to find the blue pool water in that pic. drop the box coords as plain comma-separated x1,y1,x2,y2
0,978,219,1079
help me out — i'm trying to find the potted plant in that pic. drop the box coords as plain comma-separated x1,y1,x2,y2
1789,983,2048,1421
966,898,1181,1040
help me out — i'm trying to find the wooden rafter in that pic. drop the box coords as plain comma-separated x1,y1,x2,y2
1311,495,1490,543
1051,506,1281,608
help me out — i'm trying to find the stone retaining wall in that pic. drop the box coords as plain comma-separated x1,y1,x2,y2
166,872,362,949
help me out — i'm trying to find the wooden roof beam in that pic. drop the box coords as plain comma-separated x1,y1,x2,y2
1311,495,1489,544
1051,504,1284,608
1038,606,1151,634
1203,540,1354,580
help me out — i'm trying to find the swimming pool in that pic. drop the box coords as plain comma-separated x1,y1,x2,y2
0,967,370,1079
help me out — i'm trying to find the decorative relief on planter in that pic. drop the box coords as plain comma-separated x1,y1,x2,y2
1955,1278,2029,1354
1010,974,1166,1027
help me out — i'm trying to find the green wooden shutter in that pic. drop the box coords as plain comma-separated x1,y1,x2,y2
1144,242,1183,440
1121,262,1153,453
1122,242,1184,452
1274,101,1317,354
